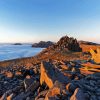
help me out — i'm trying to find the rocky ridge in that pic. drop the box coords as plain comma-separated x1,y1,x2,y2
0,36,100,100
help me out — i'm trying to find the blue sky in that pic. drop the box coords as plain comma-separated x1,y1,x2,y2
0,0,100,43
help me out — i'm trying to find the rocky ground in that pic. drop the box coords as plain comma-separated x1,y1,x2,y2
0,36,100,100
0,59,100,100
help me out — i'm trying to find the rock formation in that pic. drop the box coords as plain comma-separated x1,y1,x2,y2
50,35,82,52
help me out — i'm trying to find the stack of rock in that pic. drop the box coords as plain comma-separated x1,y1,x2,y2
50,35,82,52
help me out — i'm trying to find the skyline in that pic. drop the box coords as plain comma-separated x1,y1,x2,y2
0,0,100,43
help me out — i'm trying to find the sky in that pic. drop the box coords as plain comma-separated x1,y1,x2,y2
0,0,100,43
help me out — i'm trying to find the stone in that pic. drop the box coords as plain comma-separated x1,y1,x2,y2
13,92,31,100
40,61,69,89
70,88,86,100
60,65,69,70
66,83,77,93
45,87,60,100
0,93,7,100
90,48,100,64
5,72,13,78
24,75,34,90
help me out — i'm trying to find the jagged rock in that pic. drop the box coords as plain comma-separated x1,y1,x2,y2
90,48,100,64
40,61,69,88
50,36,82,52
70,88,86,100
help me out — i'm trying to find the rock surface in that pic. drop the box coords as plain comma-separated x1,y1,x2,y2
50,35,82,52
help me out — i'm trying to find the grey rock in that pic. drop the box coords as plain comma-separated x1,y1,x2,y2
70,88,87,100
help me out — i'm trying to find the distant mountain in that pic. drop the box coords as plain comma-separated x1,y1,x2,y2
32,41,54,48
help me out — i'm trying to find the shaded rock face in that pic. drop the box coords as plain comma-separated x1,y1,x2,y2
32,41,54,48
50,36,82,52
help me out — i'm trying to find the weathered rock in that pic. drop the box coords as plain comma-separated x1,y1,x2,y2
24,75,34,90
0,93,7,100
45,87,60,100
50,35,82,52
40,61,69,88
70,88,86,100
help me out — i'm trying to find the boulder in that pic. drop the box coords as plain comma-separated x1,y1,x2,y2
40,61,69,88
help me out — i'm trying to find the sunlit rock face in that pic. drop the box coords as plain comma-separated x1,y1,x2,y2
90,48,100,64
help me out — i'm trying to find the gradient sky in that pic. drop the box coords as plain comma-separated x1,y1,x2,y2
0,0,100,43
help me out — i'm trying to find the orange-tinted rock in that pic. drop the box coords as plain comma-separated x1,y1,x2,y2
90,48,100,64
40,61,69,89
15,71,22,76
45,87,60,100
5,72,13,78
80,62,100,75
60,65,69,70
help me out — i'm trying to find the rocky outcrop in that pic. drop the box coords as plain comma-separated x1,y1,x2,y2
50,36,82,52
32,41,54,48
